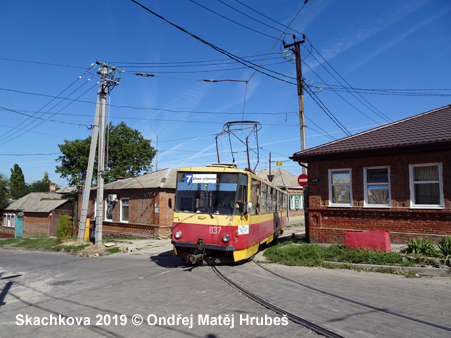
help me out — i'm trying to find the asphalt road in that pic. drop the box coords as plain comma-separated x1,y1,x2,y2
0,249,315,337
1,245,450,338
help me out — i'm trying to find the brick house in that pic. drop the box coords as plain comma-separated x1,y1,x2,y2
79,168,176,239
290,105,451,244
1,192,73,238
256,168,304,219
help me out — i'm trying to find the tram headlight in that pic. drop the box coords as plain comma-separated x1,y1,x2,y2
222,234,230,243
174,231,182,239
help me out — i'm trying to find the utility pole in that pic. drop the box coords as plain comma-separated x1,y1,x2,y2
284,35,307,175
77,62,121,245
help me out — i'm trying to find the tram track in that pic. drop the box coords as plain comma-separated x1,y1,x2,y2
253,261,451,333
212,262,451,337
212,265,343,338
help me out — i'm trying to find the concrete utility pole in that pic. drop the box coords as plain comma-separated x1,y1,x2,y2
77,62,121,245
284,35,307,174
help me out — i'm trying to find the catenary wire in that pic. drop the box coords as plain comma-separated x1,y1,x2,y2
188,0,279,40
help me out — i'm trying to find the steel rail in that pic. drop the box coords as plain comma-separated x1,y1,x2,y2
212,265,344,338
254,261,451,333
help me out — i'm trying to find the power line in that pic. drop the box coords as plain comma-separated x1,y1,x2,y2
304,84,352,137
304,39,391,122
0,106,92,128
188,0,279,40
234,0,303,36
216,0,289,35
130,0,296,85
301,59,382,125
0,153,60,156
0,57,89,70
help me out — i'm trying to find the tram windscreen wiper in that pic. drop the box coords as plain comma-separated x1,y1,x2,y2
206,206,214,219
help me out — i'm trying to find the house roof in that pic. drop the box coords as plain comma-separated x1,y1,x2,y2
6,192,70,213
291,105,451,162
102,168,177,190
56,186,77,193
256,168,302,189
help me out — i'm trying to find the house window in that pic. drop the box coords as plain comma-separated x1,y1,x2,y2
409,163,443,208
364,167,390,207
120,198,130,222
329,169,352,206
105,200,114,221
3,214,15,228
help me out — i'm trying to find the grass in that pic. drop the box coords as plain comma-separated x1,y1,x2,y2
1,236,89,253
0,238,22,247
106,247,121,254
264,242,415,268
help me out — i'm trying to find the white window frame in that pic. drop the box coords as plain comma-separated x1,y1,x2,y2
120,198,130,223
329,169,353,207
104,200,114,222
364,166,391,208
409,163,444,209
3,213,15,228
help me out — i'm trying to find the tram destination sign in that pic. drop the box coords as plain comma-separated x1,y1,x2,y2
184,174,217,183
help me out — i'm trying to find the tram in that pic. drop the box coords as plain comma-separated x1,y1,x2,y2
171,163,288,264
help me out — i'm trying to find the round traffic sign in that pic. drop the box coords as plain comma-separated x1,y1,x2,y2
298,173,308,187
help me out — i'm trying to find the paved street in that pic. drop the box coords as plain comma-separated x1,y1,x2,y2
1,240,450,338
0,249,314,337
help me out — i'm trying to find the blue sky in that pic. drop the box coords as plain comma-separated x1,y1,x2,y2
1,0,450,188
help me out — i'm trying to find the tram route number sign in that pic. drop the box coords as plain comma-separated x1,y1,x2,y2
298,174,308,187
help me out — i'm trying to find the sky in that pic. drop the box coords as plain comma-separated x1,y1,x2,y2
1,0,450,189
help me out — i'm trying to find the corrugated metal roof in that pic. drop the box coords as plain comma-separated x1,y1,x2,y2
101,168,177,190
6,192,69,213
291,105,451,161
256,168,301,188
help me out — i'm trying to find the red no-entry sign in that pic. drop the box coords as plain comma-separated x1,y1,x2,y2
298,173,308,187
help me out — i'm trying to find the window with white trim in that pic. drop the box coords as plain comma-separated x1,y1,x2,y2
120,198,130,222
364,167,391,207
409,163,443,208
329,169,352,206
3,213,15,228
105,200,114,221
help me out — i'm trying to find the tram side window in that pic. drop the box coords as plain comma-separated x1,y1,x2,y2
283,193,287,212
236,174,248,214
251,179,261,215
261,183,267,214
268,187,272,212
278,191,284,212
272,189,277,212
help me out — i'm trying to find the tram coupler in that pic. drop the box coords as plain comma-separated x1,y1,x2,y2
187,238,206,265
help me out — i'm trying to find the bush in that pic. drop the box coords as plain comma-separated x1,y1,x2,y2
437,236,451,257
55,212,74,241
405,238,439,257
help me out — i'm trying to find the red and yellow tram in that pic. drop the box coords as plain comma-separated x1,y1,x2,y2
171,163,287,264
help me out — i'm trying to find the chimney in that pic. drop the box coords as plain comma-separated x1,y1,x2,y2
49,182,56,193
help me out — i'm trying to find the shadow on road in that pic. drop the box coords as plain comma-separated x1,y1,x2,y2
149,250,188,268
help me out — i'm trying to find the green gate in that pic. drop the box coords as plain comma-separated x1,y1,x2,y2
15,213,23,238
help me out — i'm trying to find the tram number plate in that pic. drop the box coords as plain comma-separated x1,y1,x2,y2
209,226,221,235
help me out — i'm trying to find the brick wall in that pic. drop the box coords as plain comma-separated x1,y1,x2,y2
24,213,51,236
306,150,451,244
78,187,175,238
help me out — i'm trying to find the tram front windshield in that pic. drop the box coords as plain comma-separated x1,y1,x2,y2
175,172,239,215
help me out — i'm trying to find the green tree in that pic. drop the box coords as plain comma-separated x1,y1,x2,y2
0,173,10,209
29,172,52,192
56,122,156,186
10,164,28,199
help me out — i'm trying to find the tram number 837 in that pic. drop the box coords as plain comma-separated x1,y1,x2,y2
209,226,222,235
